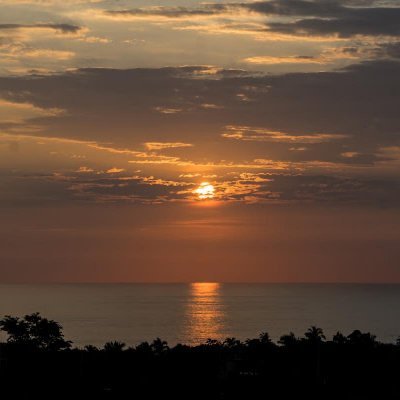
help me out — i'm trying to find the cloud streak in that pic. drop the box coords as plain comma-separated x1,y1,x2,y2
103,1,400,39
0,24,82,34
222,126,348,143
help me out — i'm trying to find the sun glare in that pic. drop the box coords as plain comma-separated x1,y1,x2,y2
194,182,215,200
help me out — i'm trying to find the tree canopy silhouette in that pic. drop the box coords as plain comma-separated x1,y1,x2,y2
0,312,71,351
1,313,400,400
103,341,126,352
305,326,326,344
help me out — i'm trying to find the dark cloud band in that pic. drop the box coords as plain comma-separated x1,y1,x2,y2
0,23,82,34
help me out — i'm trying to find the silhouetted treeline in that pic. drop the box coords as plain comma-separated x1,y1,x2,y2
1,313,400,399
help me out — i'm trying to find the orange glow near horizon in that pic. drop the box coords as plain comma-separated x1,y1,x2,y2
193,182,215,200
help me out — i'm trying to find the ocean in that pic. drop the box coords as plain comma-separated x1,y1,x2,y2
0,283,399,347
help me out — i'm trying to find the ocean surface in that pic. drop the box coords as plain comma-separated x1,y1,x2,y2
0,283,399,347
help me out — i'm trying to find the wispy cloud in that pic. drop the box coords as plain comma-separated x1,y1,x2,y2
101,1,400,39
222,125,348,143
144,142,193,151
0,24,82,34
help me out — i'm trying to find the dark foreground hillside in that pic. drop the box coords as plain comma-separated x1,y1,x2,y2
1,313,400,399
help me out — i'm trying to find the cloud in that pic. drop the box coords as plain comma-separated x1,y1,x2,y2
0,63,391,144
2,163,398,206
0,130,398,206
239,1,400,38
0,24,82,34
144,142,193,151
265,174,400,207
0,61,399,186
0,23,82,69
102,1,400,39
153,106,183,114
266,13,400,38
373,41,400,59
0,44,75,60
106,167,125,174
76,166,94,173
222,125,348,143
103,6,226,20
1,0,101,3
0,98,63,124
243,47,361,65
62,170,193,204
243,55,325,65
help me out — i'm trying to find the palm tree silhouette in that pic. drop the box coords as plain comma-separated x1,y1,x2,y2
332,331,347,345
84,345,99,352
150,338,169,355
259,332,273,344
135,341,152,354
304,326,325,344
278,332,298,347
103,341,126,352
304,326,325,382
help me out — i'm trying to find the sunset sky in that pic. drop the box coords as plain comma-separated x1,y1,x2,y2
1,0,399,282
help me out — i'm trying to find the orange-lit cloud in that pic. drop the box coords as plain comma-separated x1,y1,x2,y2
144,142,193,151
106,167,125,174
0,0,400,285
0,98,64,124
222,125,347,143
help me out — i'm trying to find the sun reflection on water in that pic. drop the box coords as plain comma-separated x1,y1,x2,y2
184,282,226,344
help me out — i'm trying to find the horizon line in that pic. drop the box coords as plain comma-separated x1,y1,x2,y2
1,281,400,285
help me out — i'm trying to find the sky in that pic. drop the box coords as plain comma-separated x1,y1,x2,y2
0,0,399,282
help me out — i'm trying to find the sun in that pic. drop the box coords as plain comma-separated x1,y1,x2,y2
194,182,215,200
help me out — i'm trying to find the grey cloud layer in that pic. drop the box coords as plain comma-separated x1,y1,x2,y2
247,0,400,37
0,61,399,159
105,6,225,18
1,59,400,206
106,0,400,38
1,167,399,207
266,9,400,37
0,23,82,33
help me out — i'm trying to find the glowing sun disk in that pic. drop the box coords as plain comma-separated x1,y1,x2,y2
194,182,215,199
